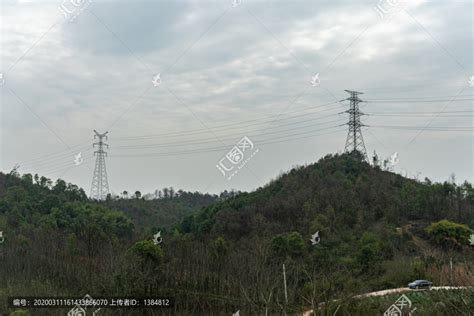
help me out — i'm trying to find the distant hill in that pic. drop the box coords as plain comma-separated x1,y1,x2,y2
0,170,218,237
100,191,218,236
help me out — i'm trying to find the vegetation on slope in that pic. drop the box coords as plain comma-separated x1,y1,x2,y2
0,153,473,315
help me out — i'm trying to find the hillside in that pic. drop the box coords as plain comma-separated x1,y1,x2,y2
174,153,473,314
0,171,217,236
1,153,473,315
99,190,218,237
184,153,473,239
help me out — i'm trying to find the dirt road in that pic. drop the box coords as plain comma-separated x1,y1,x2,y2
302,286,470,316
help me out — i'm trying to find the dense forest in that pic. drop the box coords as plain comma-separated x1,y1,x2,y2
0,153,472,315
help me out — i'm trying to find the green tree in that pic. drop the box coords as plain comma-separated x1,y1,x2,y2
356,232,384,275
425,220,472,248
271,234,288,257
124,240,164,295
271,232,305,258
128,240,163,264
211,236,228,261
287,232,305,257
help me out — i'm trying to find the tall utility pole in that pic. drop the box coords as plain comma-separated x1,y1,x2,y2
450,257,453,285
282,263,288,315
90,130,110,200
344,90,368,161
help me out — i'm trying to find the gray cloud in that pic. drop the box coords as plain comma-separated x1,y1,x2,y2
1,0,472,195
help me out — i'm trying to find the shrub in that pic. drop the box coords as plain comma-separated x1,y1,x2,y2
425,220,472,248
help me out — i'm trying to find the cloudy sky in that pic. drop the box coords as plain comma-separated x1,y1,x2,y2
0,0,472,196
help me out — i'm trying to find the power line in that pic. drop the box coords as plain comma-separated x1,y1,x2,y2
17,92,470,167
367,114,473,118
365,98,473,103
13,91,472,180
35,157,96,176
112,117,346,150
16,142,90,166
112,101,342,141
109,125,346,158
14,103,344,169
17,112,345,171
363,94,474,100
366,110,473,114
371,125,473,131
18,148,94,169
15,114,343,173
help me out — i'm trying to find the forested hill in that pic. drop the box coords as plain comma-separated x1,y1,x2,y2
171,153,473,314
182,153,474,240
100,191,218,235
0,171,217,235
1,153,473,315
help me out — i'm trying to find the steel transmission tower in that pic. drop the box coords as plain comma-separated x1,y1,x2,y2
344,90,368,161
90,130,110,200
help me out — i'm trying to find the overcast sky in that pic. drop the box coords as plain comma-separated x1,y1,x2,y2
1,0,472,196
